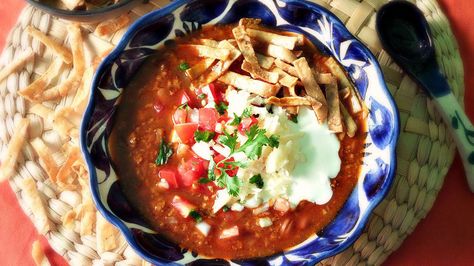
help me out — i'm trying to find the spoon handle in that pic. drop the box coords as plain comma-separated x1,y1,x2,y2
434,92,474,192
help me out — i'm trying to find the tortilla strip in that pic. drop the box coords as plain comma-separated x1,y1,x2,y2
262,44,296,64
293,57,328,123
285,31,305,46
271,67,298,88
32,240,51,266
274,59,298,76
31,138,59,179
192,40,241,89
26,26,72,64
30,104,54,123
72,66,94,112
0,118,29,182
95,13,131,37
325,80,343,132
21,177,51,234
185,58,216,80
317,72,334,85
266,96,321,108
182,45,231,61
218,71,280,98
246,28,298,50
39,24,85,101
55,147,81,188
18,58,63,102
0,49,34,83
340,103,357,137
282,88,298,114
52,107,81,139
241,60,279,84
324,57,368,115
97,213,119,253
239,18,262,28
256,53,274,69
339,86,363,115
293,50,303,57
200,39,219,48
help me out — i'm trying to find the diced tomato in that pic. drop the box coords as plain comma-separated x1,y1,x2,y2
187,108,200,123
153,99,164,113
180,91,199,108
175,123,198,144
159,169,179,189
171,195,195,218
173,109,188,124
178,157,209,187
238,116,258,134
199,108,218,131
214,155,238,177
181,170,201,187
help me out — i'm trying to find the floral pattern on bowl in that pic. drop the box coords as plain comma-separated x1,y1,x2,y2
80,0,400,265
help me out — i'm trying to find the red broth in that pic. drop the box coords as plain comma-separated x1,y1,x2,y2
109,24,366,259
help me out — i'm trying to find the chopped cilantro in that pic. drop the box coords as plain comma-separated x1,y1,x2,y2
249,174,264,189
268,135,280,148
198,177,212,184
222,206,230,212
155,140,173,166
218,131,238,153
189,210,203,222
178,62,190,71
229,107,252,126
242,107,253,118
198,93,207,99
215,102,228,115
289,114,298,123
216,171,242,197
194,130,215,143
207,159,216,181
236,125,279,160
177,102,189,110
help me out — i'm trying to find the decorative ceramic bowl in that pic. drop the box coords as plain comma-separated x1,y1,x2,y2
26,0,142,22
80,0,400,264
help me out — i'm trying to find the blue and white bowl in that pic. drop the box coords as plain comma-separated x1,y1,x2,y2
80,0,400,265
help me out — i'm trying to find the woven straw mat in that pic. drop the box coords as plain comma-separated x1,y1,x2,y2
0,0,463,265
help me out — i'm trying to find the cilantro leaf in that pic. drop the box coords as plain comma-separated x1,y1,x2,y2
242,107,252,118
198,93,207,99
217,171,242,197
178,62,190,71
207,159,216,181
237,125,269,159
222,206,230,212
229,114,241,126
155,140,173,165
229,107,252,126
268,135,280,148
249,174,264,189
177,102,189,110
194,130,215,143
189,210,203,222
218,131,238,152
198,177,212,184
215,102,228,115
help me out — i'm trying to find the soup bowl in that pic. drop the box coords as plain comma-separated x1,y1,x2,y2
80,0,400,264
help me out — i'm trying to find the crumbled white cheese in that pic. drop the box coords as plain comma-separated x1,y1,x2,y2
219,226,239,239
215,123,224,133
226,89,250,118
196,222,211,236
258,217,273,228
192,142,214,160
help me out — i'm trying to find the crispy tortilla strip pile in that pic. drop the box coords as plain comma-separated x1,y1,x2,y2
182,18,366,136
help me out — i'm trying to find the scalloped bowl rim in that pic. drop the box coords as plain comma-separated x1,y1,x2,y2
80,0,400,264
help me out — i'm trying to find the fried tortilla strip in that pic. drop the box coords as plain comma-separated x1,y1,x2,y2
282,88,298,115
200,39,219,47
185,58,216,80
340,103,357,137
263,44,297,64
293,50,303,57
271,67,298,88
246,28,298,50
256,53,274,69
97,213,119,253
18,58,63,102
316,72,334,85
31,138,59,179
218,71,280,98
239,18,262,28
0,49,34,83
0,118,29,182
339,86,363,115
241,60,279,84
26,26,72,64
95,13,131,37
182,45,231,61
293,57,328,123
61,0,84,10
326,80,343,132
52,107,81,139
72,66,94,112
324,57,368,115
274,58,298,76
285,31,305,46
55,147,81,188
192,40,241,89
266,96,321,108
39,24,85,101
30,104,54,123
21,177,51,234
32,240,51,266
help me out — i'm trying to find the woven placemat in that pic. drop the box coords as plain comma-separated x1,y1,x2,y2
0,0,463,265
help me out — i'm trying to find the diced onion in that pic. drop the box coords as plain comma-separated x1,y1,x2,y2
212,144,231,157
253,202,269,215
258,218,273,228
213,189,232,213
158,179,169,190
171,196,195,218
273,198,290,213
192,142,214,160
196,222,211,236
231,202,244,212
219,226,239,239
